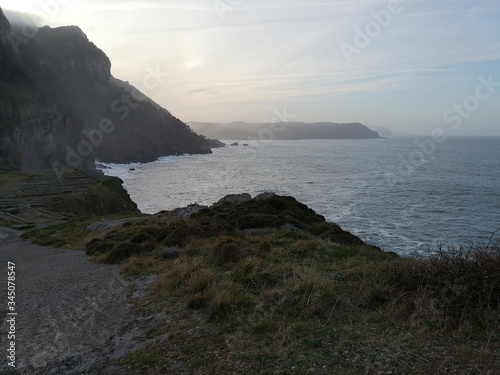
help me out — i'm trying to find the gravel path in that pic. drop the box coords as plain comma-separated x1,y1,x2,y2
0,227,138,374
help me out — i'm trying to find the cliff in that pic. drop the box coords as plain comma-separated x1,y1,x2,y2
189,121,381,141
0,8,212,172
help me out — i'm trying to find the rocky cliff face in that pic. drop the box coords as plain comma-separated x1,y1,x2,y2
0,8,212,172
0,8,9,40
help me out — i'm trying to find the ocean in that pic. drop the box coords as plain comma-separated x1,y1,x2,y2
100,136,500,257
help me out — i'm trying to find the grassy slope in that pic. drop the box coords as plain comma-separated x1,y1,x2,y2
49,176,140,217
19,174,140,248
21,194,500,374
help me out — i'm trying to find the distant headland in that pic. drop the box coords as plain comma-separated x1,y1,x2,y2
189,121,382,140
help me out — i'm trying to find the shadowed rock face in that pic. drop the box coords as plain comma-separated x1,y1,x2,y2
0,8,10,40
0,8,212,172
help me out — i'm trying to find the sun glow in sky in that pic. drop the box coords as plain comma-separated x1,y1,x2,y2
1,0,499,135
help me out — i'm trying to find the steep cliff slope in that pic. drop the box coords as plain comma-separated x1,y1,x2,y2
0,8,211,172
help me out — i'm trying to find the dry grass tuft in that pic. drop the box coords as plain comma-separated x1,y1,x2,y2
213,239,242,264
39,194,499,373
388,239,500,330
121,256,158,276
259,239,271,253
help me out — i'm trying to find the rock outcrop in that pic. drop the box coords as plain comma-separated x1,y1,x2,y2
85,193,370,264
0,8,212,172
215,193,252,205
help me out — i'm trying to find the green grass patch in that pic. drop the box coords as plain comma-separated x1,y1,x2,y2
22,218,95,248
31,193,498,374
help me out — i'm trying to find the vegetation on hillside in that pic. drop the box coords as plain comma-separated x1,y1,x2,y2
25,194,499,374
0,171,139,240
49,176,140,216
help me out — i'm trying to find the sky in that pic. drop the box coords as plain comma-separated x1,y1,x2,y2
1,0,499,135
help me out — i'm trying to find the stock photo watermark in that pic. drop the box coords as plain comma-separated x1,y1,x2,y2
1,2,170,177
6,262,17,368
383,74,499,185
213,0,244,21
443,74,499,130
340,0,412,64
193,106,297,202
51,66,170,177
4,0,70,52
247,106,296,145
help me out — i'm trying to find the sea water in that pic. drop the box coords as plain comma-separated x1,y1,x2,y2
100,136,500,257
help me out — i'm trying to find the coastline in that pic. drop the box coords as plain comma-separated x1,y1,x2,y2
1,171,498,374
95,137,500,257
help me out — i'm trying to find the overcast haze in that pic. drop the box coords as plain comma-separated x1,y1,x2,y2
2,0,499,135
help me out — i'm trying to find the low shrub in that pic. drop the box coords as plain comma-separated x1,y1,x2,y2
130,232,154,244
388,238,500,328
85,238,115,256
103,242,144,263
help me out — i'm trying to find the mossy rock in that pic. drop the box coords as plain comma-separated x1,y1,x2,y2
84,194,371,264
193,196,325,231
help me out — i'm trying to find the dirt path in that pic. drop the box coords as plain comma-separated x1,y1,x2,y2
0,227,140,374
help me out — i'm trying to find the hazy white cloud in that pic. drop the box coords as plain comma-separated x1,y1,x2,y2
1,0,499,135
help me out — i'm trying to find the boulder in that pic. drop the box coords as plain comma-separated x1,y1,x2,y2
216,193,252,205
253,192,276,201
170,204,205,219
